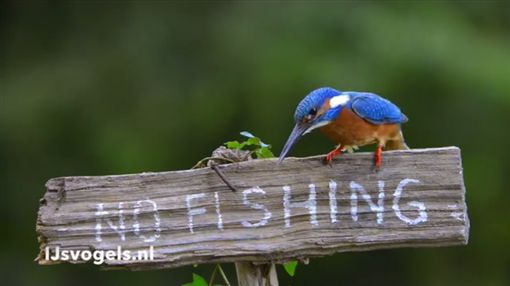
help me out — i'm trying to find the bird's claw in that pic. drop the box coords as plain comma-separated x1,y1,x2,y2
323,154,334,167
323,146,343,166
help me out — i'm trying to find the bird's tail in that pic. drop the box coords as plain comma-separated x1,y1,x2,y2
385,131,410,150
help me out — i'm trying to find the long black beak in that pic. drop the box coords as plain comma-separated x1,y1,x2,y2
278,122,311,164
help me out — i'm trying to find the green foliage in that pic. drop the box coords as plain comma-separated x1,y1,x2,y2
225,131,275,159
283,261,298,277
182,273,208,286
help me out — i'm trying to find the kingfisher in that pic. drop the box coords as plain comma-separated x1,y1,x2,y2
278,87,409,168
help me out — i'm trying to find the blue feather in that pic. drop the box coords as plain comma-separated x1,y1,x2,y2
346,92,408,124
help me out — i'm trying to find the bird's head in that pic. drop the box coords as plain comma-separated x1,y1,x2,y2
279,87,349,163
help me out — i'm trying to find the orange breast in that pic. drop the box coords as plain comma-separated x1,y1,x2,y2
319,108,401,146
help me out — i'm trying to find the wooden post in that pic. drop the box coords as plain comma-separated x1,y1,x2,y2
235,262,278,286
36,147,469,278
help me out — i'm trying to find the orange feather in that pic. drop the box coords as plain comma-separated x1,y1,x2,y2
319,108,403,148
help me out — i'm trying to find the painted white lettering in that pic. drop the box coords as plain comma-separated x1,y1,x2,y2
186,193,207,233
448,204,464,222
329,180,338,223
133,199,161,242
95,202,126,242
214,192,224,231
350,181,385,224
241,187,272,228
283,184,318,228
392,179,427,225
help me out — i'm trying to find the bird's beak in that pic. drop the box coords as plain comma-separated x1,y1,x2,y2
278,122,312,164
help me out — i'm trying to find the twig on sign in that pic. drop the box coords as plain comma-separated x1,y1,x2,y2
210,164,238,192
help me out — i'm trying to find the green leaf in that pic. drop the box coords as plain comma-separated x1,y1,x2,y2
224,141,241,149
182,273,208,286
256,147,274,159
245,137,261,146
240,131,269,147
283,261,298,277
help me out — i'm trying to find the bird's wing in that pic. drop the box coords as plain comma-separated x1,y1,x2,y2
349,93,408,125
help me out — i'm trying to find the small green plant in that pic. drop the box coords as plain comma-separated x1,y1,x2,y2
224,131,274,159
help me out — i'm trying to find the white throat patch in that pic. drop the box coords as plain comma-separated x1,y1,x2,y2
329,94,350,108
304,120,331,134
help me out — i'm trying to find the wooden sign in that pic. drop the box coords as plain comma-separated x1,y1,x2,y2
36,147,469,270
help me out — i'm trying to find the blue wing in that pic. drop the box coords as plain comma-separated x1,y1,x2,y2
347,92,408,125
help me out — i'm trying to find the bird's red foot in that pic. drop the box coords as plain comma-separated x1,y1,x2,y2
323,144,344,166
374,145,383,170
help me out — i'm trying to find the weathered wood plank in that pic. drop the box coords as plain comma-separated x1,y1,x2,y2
36,147,469,270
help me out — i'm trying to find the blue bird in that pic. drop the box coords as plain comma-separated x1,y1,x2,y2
279,87,409,168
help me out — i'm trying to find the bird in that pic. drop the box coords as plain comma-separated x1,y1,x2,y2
278,87,409,168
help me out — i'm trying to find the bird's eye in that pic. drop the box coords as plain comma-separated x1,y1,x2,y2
304,108,318,122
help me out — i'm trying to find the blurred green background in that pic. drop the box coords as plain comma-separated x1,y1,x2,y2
1,2,509,286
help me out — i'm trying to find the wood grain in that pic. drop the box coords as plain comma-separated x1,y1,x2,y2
36,147,469,270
